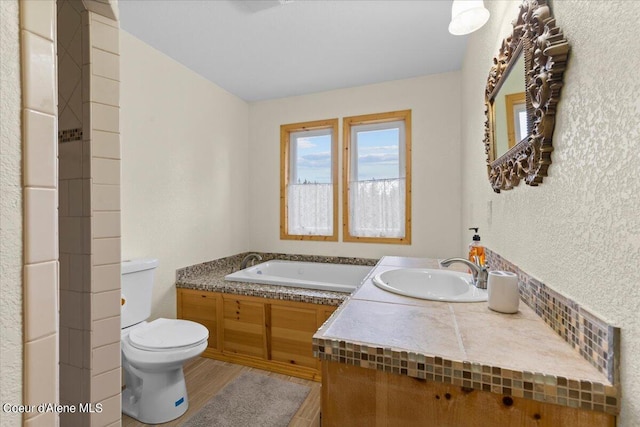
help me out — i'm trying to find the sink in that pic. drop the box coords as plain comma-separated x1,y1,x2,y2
372,268,488,302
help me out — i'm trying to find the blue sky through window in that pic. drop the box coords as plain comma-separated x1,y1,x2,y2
356,128,399,181
294,127,400,183
295,134,332,183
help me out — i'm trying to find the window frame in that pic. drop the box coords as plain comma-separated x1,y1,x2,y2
280,119,339,241
342,110,412,244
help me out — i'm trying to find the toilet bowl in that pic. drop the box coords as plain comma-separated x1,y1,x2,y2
121,318,208,424
121,259,208,424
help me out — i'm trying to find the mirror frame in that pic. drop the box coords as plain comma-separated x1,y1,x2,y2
484,0,570,193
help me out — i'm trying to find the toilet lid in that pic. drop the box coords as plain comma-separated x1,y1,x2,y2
129,318,208,351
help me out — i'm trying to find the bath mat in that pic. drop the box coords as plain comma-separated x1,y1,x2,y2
180,372,310,427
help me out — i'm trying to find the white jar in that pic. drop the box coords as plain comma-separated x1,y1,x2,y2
487,271,519,314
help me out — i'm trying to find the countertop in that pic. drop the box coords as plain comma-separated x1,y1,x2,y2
313,256,618,415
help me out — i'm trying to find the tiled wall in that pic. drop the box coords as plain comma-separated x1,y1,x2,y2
84,4,122,426
57,0,83,131
21,1,121,426
57,3,91,425
20,1,59,426
59,2,122,425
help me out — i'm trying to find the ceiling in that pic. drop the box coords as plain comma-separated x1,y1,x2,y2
118,0,468,102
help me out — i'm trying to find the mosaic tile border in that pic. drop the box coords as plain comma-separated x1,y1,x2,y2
312,339,618,415
175,252,378,306
58,127,83,143
485,248,620,385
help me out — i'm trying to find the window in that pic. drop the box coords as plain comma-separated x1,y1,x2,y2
280,119,338,240
505,92,527,149
343,110,411,244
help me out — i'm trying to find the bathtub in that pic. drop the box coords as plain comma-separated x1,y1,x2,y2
224,260,373,293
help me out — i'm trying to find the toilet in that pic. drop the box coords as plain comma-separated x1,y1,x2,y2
121,259,208,424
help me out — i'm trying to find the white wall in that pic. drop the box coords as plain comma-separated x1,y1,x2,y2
0,1,23,425
120,31,250,319
461,1,640,425
248,73,463,260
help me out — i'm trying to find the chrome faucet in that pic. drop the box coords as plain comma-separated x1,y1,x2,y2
240,253,263,270
440,257,488,289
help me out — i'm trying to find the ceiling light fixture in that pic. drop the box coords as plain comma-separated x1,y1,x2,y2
448,0,490,35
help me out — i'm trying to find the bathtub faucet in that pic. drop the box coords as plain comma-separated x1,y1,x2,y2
240,253,263,270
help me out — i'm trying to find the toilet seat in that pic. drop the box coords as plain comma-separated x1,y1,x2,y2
129,318,208,352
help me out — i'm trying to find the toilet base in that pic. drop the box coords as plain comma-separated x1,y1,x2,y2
122,365,189,424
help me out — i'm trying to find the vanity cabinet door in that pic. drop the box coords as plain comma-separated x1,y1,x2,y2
222,297,267,359
271,305,318,368
177,289,219,351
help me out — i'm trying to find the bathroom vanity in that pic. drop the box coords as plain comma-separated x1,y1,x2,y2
314,256,618,426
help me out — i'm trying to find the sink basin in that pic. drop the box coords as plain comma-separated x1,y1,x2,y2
372,268,488,302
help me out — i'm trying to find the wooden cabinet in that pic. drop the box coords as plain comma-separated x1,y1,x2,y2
222,297,267,358
321,361,616,427
177,288,338,381
177,289,221,351
271,304,318,368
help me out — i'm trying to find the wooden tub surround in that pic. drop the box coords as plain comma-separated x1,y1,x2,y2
313,256,619,427
175,252,375,381
177,289,337,381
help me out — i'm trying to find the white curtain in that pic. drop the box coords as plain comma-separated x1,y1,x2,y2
288,183,333,236
350,178,405,238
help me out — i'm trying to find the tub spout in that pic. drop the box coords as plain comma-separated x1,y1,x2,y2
240,253,263,270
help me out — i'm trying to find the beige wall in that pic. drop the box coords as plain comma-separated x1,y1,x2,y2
120,31,250,320
119,36,461,319
461,1,640,425
0,1,23,426
248,73,462,260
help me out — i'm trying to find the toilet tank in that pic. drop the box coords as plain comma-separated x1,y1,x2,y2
121,258,159,329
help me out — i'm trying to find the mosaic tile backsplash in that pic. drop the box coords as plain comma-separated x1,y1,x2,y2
485,248,620,385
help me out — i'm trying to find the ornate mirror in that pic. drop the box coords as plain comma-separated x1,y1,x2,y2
484,0,569,193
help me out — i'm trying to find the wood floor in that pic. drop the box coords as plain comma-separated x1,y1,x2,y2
121,357,321,427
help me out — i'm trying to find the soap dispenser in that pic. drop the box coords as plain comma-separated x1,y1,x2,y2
468,227,485,265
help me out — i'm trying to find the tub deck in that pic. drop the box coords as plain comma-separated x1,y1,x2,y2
176,253,378,306
224,260,373,293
